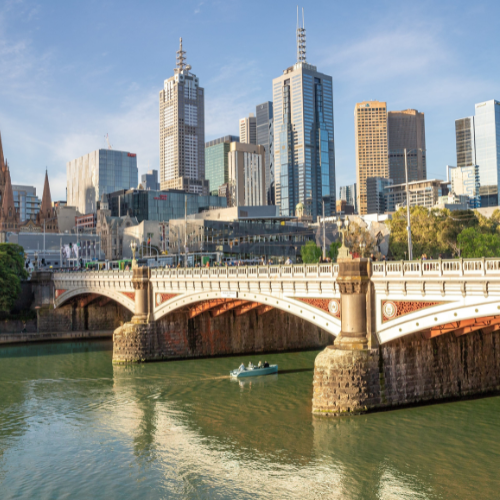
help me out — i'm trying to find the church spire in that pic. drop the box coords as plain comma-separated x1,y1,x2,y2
40,169,53,217
0,164,17,227
0,131,5,172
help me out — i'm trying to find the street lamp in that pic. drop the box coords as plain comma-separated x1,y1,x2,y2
130,240,137,268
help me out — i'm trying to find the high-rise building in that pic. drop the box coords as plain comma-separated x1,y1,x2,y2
228,142,266,207
141,170,160,191
12,185,41,221
450,165,480,209
355,101,389,215
366,177,392,215
239,114,257,145
339,183,357,213
388,109,426,185
256,102,274,205
456,100,500,206
159,38,208,195
67,149,138,214
272,11,335,220
205,135,239,196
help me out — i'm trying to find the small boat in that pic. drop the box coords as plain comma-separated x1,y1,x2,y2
230,364,278,378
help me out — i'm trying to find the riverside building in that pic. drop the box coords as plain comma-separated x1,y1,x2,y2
256,102,274,205
272,11,335,220
205,136,239,196
159,38,208,195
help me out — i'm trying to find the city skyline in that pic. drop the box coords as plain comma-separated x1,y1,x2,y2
0,0,499,200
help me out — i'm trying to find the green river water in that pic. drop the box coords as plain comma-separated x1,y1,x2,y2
0,340,499,499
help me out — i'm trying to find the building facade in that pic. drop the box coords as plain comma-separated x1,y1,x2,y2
141,170,160,191
67,149,138,214
384,179,446,212
272,21,335,220
339,183,357,213
205,136,239,196
367,177,392,215
159,38,206,195
228,143,266,207
355,101,389,216
256,101,274,205
388,109,426,185
456,100,500,206
239,114,257,145
450,165,480,209
12,185,41,222
106,189,227,223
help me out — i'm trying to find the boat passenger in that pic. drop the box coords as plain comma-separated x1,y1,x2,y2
248,362,253,369
258,361,262,368
264,361,269,368
239,363,245,371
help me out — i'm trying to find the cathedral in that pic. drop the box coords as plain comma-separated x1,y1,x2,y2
0,131,59,233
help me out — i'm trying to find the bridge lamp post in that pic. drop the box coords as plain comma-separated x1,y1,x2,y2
130,241,137,268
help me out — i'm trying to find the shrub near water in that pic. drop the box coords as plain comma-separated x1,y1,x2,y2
0,243,27,312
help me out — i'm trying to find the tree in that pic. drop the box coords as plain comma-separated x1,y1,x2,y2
438,209,478,256
457,227,500,258
328,241,342,262
301,240,322,263
344,221,378,258
0,244,27,312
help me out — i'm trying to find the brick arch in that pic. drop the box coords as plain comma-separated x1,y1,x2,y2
153,290,341,336
54,287,136,313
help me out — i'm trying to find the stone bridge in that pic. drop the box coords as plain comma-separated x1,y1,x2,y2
52,258,500,415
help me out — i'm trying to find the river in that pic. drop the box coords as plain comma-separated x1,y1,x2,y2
0,340,499,499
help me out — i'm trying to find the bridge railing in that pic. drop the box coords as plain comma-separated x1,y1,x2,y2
53,270,134,280
150,263,339,280
372,258,500,278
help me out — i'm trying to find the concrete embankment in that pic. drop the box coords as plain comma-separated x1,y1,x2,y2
0,330,113,344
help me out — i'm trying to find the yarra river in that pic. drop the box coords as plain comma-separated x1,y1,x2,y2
0,340,499,499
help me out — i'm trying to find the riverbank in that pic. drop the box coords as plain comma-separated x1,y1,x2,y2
0,330,113,344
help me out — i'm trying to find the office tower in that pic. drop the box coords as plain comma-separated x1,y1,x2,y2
141,170,160,191
12,185,41,221
355,101,388,215
159,38,208,195
366,177,392,215
256,101,274,205
450,165,480,209
388,109,426,185
239,114,257,144
272,11,335,220
456,100,500,206
205,135,239,196
228,143,266,207
339,183,357,213
67,149,138,214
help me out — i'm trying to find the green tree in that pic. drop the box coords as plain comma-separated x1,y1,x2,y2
301,240,322,263
0,243,27,312
344,221,378,257
457,227,500,258
438,209,478,256
328,241,342,262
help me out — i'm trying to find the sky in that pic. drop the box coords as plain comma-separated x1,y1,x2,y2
0,0,499,201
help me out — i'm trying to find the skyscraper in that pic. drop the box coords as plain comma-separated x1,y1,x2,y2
239,114,257,144
256,102,274,205
456,100,500,206
355,101,389,215
159,38,208,195
339,183,357,213
205,135,239,196
388,109,426,185
272,9,335,220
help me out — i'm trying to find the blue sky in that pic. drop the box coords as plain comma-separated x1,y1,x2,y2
0,0,499,200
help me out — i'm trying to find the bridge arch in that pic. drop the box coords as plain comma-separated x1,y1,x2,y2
153,290,341,336
54,287,136,313
377,296,500,344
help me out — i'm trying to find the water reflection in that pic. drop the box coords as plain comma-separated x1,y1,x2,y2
0,340,499,499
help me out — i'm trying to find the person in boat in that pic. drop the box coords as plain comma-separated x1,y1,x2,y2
264,361,269,368
239,363,245,371
258,361,262,368
248,361,253,369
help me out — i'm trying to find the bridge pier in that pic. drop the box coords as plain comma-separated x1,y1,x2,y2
312,258,382,416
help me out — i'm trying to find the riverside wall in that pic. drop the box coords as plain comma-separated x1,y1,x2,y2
113,308,334,363
312,328,500,416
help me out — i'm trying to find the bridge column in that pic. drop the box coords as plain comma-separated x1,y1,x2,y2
312,258,382,416
113,266,159,363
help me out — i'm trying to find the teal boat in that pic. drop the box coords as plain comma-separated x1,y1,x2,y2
230,364,278,378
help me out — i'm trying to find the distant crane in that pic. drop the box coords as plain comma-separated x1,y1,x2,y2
105,133,113,150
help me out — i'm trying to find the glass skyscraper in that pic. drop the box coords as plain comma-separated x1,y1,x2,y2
256,102,274,205
205,136,239,196
456,100,500,206
272,21,335,220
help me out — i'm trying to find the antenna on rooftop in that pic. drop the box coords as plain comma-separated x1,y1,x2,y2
175,37,187,73
105,133,112,150
296,6,306,63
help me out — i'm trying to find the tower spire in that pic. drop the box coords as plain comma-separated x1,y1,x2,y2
296,6,306,63
175,37,187,73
